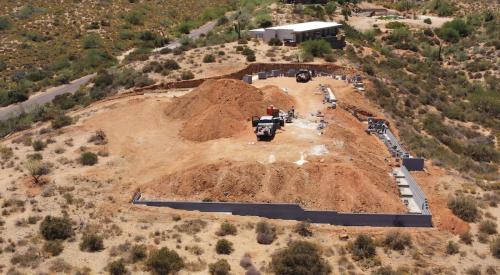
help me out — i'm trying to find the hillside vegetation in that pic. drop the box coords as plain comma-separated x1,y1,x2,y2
0,0,235,106
342,8,499,180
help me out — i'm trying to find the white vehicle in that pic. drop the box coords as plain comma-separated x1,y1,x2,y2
252,115,283,141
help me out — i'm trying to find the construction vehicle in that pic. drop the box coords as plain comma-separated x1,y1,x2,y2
252,116,282,141
296,69,312,83
252,105,286,141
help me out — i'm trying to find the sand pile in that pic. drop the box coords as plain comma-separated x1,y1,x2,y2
165,79,294,142
146,160,405,212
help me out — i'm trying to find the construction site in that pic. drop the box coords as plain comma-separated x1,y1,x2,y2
104,65,434,227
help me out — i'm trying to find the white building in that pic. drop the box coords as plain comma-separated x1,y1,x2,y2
249,21,342,44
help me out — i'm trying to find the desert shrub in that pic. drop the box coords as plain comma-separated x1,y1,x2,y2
325,2,337,15
447,195,479,222
32,140,46,151
43,240,64,256
174,219,207,234
351,234,376,259
268,38,283,46
246,53,256,62
131,244,147,262
424,18,432,24
209,259,231,275
83,34,102,49
0,145,13,160
40,216,73,240
386,21,408,29
215,239,234,255
89,130,107,145
125,10,144,25
108,258,127,275
10,246,41,268
164,59,180,70
181,71,195,80
479,220,497,235
256,221,276,245
203,54,216,63
216,221,237,236
178,21,193,34
301,39,331,57
445,240,459,255
438,19,471,43
460,231,473,245
294,221,313,237
383,231,412,250
80,232,104,252
0,16,11,30
51,114,72,129
81,152,98,166
146,247,184,275
271,241,331,275
491,237,500,259
240,254,253,269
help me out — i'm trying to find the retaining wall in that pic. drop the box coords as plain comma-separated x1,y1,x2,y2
132,194,432,227
133,63,352,92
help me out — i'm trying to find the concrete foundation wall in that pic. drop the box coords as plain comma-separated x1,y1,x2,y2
132,195,432,227
133,63,351,92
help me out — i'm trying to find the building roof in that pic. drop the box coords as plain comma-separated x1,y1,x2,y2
265,21,342,32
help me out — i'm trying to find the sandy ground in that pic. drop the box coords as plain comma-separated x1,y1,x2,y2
69,77,404,213
0,77,497,274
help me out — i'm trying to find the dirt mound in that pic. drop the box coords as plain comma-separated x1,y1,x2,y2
165,79,294,142
145,160,405,213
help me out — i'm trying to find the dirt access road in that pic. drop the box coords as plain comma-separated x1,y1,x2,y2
0,21,218,121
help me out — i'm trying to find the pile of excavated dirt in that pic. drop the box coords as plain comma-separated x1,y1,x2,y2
146,159,405,213
165,79,295,142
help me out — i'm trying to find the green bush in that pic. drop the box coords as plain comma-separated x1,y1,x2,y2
108,258,127,275
43,240,64,256
125,10,144,25
446,240,459,255
256,221,276,245
386,21,408,29
80,232,104,252
146,247,184,275
81,152,98,166
131,244,148,262
40,216,73,240
383,231,412,251
325,2,337,15
301,39,332,57
271,241,331,275
246,53,256,62
32,140,46,151
0,16,11,30
216,221,237,236
82,34,103,49
209,259,231,275
178,21,193,34
424,18,432,24
479,220,497,235
447,195,479,222
181,71,195,80
215,239,233,255
163,59,180,70
203,54,216,63
294,221,313,237
268,38,283,46
352,234,376,259
491,237,500,259
460,231,473,245
51,114,72,129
